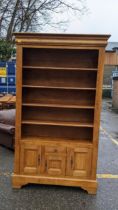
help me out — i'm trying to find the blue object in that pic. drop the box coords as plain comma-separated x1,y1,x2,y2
0,62,6,67
8,86,16,95
8,76,15,85
0,86,7,94
6,62,16,75
0,61,16,94
0,77,7,86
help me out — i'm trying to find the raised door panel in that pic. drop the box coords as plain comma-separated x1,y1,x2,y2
20,144,41,175
43,146,66,176
45,154,66,176
67,147,92,178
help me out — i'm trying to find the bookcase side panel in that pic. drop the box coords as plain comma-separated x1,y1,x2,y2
14,45,23,174
92,48,106,179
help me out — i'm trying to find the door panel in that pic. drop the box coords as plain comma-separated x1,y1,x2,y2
43,146,66,176
67,147,92,178
20,144,41,175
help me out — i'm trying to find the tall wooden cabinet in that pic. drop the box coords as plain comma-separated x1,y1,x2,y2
12,33,110,194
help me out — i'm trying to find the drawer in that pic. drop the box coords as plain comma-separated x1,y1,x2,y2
45,146,66,153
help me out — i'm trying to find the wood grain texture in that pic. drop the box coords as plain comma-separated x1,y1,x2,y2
14,45,22,174
12,173,98,194
92,48,106,179
13,32,110,48
12,33,109,194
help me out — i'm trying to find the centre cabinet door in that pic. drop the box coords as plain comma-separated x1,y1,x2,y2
66,147,92,178
42,146,66,176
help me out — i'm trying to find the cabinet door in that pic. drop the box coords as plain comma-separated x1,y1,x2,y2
20,144,41,175
67,147,92,178
43,146,66,176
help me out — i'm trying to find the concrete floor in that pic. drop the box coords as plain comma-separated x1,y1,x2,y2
0,99,118,210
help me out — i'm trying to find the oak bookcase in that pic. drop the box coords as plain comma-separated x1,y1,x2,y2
12,33,110,194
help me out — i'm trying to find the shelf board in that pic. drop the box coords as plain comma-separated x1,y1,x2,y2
22,85,96,90
23,66,98,71
22,103,95,109
21,136,93,146
22,120,94,128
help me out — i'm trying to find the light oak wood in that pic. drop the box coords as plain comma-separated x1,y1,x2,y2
22,85,96,90
92,48,106,179
23,66,98,71
21,137,93,145
14,45,22,174
20,144,41,175
22,103,95,109
22,120,94,128
66,147,92,178
12,173,98,194
12,33,110,194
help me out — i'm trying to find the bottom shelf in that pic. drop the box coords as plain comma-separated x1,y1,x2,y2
21,124,93,142
21,136,93,146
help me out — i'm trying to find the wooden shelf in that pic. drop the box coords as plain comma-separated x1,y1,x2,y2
22,120,94,128
21,136,93,146
22,103,95,109
23,66,98,71
22,85,96,90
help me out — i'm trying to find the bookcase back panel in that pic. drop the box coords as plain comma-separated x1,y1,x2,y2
22,107,94,123
22,88,96,106
22,124,93,141
23,69,97,88
23,48,98,68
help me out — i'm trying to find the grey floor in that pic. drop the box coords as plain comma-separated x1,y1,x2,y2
0,99,118,210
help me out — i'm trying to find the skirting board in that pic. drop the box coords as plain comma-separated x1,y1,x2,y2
12,173,98,194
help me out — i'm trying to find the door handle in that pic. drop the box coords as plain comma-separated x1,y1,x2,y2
38,155,40,165
45,160,47,170
71,157,73,169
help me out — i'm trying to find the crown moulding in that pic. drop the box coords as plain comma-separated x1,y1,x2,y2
13,33,110,48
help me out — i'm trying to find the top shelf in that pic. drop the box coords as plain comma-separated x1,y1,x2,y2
23,66,98,71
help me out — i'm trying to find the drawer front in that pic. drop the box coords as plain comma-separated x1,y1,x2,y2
45,146,66,153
